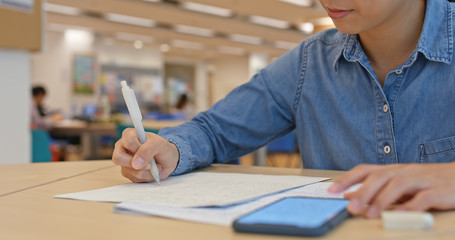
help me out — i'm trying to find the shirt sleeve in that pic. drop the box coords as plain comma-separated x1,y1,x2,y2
159,44,305,175
31,101,53,130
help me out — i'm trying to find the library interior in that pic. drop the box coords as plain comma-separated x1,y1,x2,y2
2,1,455,240
2,0,333,166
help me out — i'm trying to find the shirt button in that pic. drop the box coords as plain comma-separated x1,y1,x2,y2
383,104,389,113
384,145,391,154
395,69,403,74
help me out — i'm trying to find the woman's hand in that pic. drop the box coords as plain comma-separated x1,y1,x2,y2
328,163,455,218
112,128,179,183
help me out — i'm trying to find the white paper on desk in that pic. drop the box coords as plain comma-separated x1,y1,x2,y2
55,172,328,207
113,182,361,226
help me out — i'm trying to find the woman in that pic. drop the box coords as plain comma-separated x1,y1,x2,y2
31,86,63,129
112,0,455,218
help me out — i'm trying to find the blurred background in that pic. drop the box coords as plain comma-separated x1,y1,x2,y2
0,0,334,166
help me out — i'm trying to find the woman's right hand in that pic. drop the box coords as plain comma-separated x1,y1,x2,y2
112,128,179,183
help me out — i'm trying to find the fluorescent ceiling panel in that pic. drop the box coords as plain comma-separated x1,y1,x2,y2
181,2,232,17
250,15,290,29
175,25,215,37
105,13,155,27
299,22,314,34
278,0,313,7
229,34,262,45
44,3,80,15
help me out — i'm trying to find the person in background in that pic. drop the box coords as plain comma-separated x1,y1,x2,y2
112,0,455,218
172,93,196,120
31,86,64,130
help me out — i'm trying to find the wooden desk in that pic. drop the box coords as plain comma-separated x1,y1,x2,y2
0,161,113,196
1,162,455,240
50,121,117,160
142,119,186,130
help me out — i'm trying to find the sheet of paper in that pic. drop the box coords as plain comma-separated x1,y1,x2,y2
113,182,361,226
55,172,328,207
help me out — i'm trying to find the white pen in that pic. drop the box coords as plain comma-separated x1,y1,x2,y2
121,81,160,185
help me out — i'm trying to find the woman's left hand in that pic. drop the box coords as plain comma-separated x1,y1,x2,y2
328,163,455,218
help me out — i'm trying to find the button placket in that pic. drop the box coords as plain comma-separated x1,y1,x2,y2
384,144,391,154
383,104,389,113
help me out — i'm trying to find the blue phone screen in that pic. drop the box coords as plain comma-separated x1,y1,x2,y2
236,197,349,228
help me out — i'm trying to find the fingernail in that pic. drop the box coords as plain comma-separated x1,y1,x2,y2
366,206,379,218
132,157,145,169
145,162,151,170
328,183,340,193
348,199,361,213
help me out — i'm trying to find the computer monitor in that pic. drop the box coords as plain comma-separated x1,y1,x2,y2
82,104,97,117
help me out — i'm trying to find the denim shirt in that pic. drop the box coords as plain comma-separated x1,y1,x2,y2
160,0,455,176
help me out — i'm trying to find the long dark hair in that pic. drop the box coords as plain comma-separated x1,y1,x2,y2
175,94,188,110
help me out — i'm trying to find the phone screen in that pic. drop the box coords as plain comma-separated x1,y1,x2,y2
236,197,349,229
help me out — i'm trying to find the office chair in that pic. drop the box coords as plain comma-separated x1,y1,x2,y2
266,132,300,168
31,129,52,162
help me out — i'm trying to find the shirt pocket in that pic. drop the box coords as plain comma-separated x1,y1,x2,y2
419,136,455,163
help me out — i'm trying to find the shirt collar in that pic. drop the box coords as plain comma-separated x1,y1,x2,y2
333,0,453,70
332,34,361,70
416,0,453,64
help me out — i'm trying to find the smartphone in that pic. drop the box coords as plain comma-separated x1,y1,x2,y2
233,197,350,237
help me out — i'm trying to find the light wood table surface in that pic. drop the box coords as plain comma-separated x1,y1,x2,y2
142,119,186,130
1,161,455,240
0,160,113,196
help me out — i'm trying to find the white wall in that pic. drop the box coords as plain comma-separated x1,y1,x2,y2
97,43,163,69
0,49,30,164
31,30,252,119
211,55,249,103
31,30,163,116
248,53,270,166
194,61,209,112
31,30,93,116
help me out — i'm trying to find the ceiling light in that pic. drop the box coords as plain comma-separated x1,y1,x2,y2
160,44,170,52
105,13,155,27
171,40,204,50
275,41,299,50
278,0,313,7
134,40,144,49
218,46,246,56
229,34,262,45
115,32,154,43
44,3,80,15
299,22,314,34
181,2,232,17
175,25,215,37
64,29,94,46
250,15,290,29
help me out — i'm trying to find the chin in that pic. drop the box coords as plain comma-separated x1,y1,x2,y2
332,23,361,35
